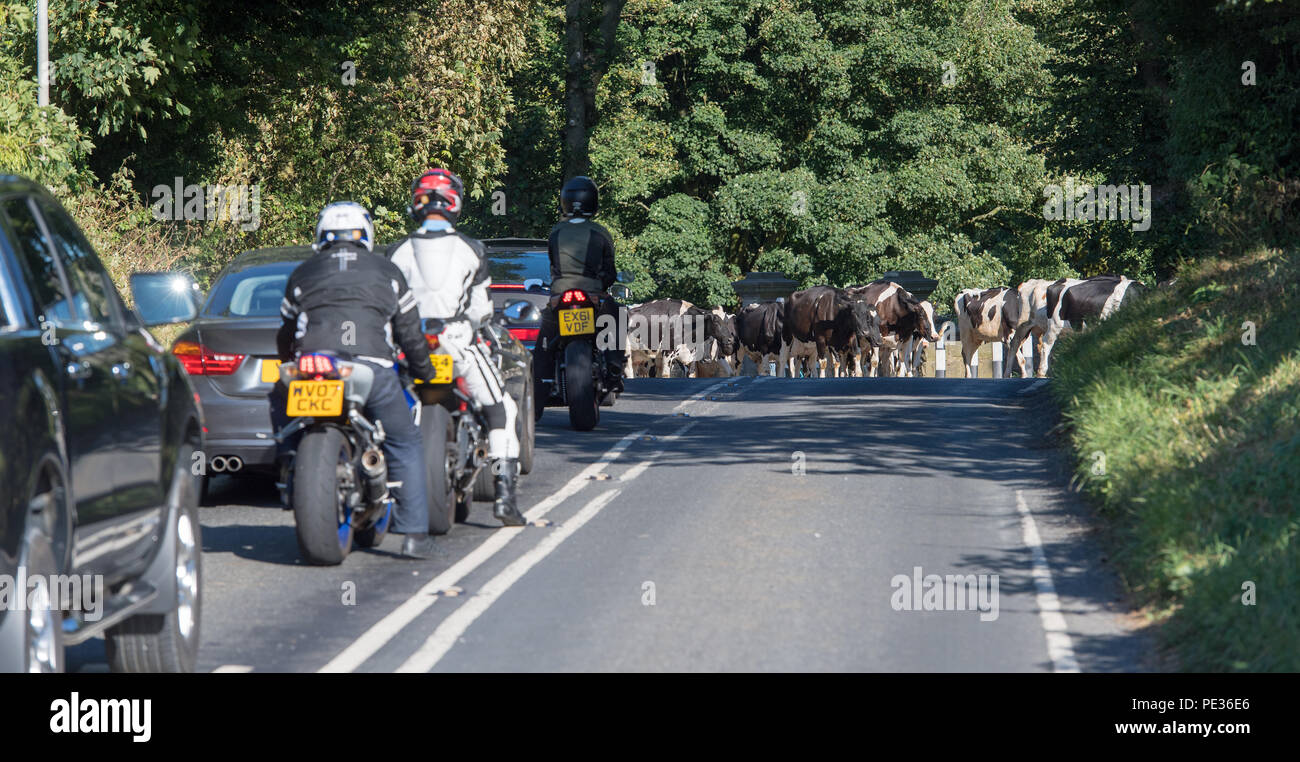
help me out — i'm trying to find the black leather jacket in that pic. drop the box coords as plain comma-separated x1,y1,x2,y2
276,241,436,380
548,217,616,295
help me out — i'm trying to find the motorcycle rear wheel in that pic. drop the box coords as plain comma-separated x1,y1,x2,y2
565,341,600,431
292,428,354,565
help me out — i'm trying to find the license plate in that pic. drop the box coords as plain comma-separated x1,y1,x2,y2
261,359,280,384
431,354,454,383
559,307,595,336
287,380,344,417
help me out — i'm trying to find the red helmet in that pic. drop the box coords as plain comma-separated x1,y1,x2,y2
409,169,464,223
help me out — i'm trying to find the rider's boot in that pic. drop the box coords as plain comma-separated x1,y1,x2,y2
492,458,526,526
400,533,437,559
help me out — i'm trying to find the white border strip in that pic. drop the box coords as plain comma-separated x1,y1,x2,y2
1015,490,1080,673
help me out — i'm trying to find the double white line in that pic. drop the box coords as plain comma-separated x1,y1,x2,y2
319,380,733,673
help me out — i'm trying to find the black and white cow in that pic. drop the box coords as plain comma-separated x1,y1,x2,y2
783,286,883,378
624,299,737,378
733,301,789,376
1037,274,1142,373
954,286,1020,378
846,281,941,377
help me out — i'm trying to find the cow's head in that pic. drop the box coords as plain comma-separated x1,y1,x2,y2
848,298,883,348
916,299,940,342
707,309,737,356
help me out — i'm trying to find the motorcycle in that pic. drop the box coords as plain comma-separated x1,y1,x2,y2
541,288,624,431
412,318,496,534
275,352,400,565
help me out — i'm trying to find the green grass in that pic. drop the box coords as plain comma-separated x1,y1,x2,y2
1050,245,1300,671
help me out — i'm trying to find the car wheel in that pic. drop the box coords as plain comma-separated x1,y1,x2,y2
106,444,202,672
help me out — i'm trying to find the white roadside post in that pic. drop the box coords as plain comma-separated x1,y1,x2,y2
935,320,956,379
991,340,1004,379
37,0,49,106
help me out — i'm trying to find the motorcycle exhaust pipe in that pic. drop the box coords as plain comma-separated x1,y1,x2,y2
360,446,389,504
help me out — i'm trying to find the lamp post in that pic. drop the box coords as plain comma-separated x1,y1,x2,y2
37,0,49,106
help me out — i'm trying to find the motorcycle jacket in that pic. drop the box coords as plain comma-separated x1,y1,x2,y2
276,241,436,380
388,227,493,348
548,217,616,296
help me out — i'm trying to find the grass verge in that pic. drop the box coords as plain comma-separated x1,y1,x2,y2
1050,245,1299,671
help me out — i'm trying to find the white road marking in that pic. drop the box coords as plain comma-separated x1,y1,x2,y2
397,419,700,672
211,664,254,673
1015,490,1080,673
397,488,622,672
319,381,743,673
317,429,646,673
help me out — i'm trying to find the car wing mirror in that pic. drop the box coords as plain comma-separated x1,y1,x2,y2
129,272,201,326
503,300,540,325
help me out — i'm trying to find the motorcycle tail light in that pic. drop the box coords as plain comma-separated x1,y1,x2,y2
561,289,589,305
508,327,539,343
298,354,337,378
425,333,441,350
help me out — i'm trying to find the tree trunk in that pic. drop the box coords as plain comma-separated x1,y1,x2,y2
564,0,589,179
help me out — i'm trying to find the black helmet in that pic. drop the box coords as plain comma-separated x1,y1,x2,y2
560,176,599,218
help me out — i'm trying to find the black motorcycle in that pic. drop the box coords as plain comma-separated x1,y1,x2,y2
275,352,399,565
413,318,536,533
540,287,625,431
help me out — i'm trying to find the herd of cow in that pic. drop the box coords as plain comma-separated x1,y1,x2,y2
622,273,1144,379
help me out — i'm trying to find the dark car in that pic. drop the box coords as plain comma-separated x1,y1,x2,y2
0,174,204,672
481,238,550,350
171,246,312,489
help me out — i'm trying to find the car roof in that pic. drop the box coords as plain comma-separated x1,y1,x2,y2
0,174,58,201
482,238,548,253
222,245,315,274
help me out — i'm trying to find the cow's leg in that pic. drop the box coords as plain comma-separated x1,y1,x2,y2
1008,323,1032,378
962,337,979,378
1040,324,1063,377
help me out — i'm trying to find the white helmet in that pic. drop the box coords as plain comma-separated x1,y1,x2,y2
313,201,375,253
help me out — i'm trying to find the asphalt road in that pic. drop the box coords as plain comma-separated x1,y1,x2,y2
68,377,1151,672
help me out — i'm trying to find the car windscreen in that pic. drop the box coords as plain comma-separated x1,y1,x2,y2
203,261,300,317
487,250,550,288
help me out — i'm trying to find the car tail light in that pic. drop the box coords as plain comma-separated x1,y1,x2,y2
173,341,245,375
509,327,539,343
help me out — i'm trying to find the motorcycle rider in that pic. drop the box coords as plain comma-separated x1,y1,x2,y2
275,201,440,559
532,175,625,403
388,169,526,527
